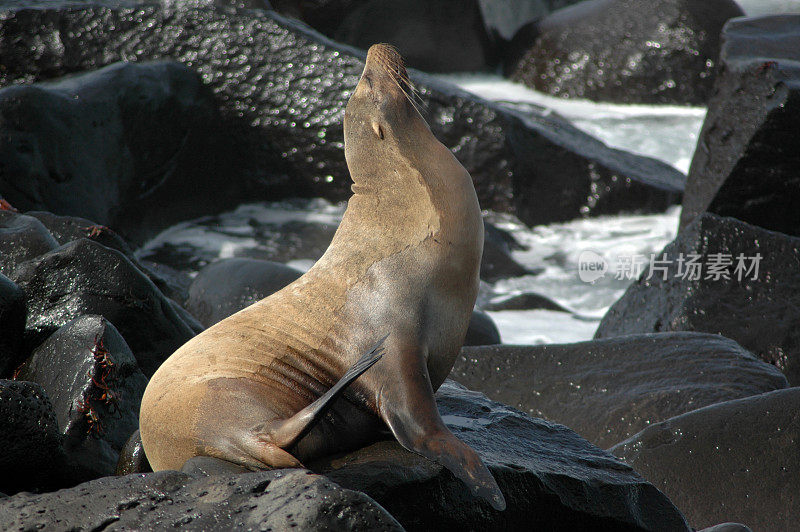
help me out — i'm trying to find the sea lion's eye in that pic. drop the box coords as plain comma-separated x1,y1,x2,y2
372,122,384,140
364,75,373,89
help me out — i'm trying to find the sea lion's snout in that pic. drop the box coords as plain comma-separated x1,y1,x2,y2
356,44,421,117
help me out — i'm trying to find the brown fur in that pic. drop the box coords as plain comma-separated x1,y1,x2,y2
139,44,504,510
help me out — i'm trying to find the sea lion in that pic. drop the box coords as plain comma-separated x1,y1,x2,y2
139,43,505,511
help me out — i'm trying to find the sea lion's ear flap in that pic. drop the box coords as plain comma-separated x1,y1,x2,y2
372,121,384,140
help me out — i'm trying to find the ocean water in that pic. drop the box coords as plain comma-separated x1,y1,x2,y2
436,73,706,174
138,77,697,346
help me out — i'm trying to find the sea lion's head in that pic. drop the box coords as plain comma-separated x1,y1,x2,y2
344,44,430,191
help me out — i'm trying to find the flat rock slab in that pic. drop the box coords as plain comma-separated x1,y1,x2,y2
612,388,800,530
452,333,788,448
0,1,683,233
0,469,404,531
681,15,800,235
313,381,689,531
596,213,800,386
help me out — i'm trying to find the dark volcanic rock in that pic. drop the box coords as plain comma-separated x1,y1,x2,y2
680,15,800,235
11,238,196,376
0,273,26,378
595,214,800,385
0,211,58,277
699,525,753,532
17,316,148,483
612,388,800,530
186,258,303,327
0,469,403,531
484,292,570,312
0,379,65,494
0,3,684,229
481,220,532,282
335,0,494,73
25,210,188,303
270,0,369,36
452,333,788,448
26,211,136,258
478,0,547,41
314,381,688,531
463,310,501,346
507,0,744,105
115,429,152,476
0,60,250,244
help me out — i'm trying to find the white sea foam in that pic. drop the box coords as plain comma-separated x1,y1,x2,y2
435,73,705,174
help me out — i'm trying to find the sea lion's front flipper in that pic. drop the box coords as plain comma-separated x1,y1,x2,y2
254,335,388,450
377,345,506,511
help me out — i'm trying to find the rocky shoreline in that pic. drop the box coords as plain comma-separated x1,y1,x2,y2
1,1,798,530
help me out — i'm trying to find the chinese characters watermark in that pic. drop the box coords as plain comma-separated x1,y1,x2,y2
577,251,762,283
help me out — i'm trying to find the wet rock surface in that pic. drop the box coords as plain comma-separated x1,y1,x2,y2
612,388,800,530
0,469,404,531
464,310,502,346
335,0,494,73
115,429,151,476
26,210,186,302
595,214,800,385
0,212,58,277
481,220,532,282
0,2,684,229
0,273,26,377
0,379,65,494
313,381,689,531
484,291,570,312
11,238,196,376
680,15,800,235
507,0,744,105
17,316,148,483
0,60,245,244
186,258,303,327
452,333,788,448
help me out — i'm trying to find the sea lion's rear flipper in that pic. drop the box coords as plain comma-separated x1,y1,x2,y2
377,344,506,511
254,335,388,451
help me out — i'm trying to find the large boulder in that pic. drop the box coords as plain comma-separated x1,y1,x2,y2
0,2,683,232
612,388,800,531
506,0,745,105
680,15,800,235
186,258,303,327
452,333,788,448
335,0,495,73
11,238,196,376
0,273,26,378
0,379,65,494
0,59,257,244
313,381,689,530
26,210,190,304
595,214,800,385
0,469,403,531
17,316,148,483
0,211,58,277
